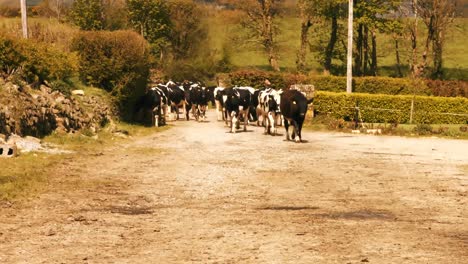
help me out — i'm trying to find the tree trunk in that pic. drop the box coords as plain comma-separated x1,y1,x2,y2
394,36,403,77
432,33,443,79
410,0,418,78
370,29,377,76
324,14,338,75
354,24,363,76
297,19,311,72
363,25,369,75
263,0,280,71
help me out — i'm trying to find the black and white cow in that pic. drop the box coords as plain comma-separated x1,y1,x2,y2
213,87,226,121
188,82,209,122
280,89,314,142
223,87,252,133
158,81,186,120
257,88,282,135
134,87,168,127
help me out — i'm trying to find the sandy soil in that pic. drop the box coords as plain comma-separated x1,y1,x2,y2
1,110,467,263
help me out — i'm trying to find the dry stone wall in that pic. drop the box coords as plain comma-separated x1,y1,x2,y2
0,81,115,138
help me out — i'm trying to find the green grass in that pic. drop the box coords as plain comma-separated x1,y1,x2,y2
0,153,61,201
0,121,169,202
305,115,468,139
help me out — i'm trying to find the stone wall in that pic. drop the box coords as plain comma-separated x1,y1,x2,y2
0,81,116,138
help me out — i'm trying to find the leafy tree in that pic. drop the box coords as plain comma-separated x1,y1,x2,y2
126,0,171,59
167,0,207,60
353,0,402,76
296,0,316,72
102,0,128,30
417,0,456,79
68,0,104,31
236,0,282,71
304,0,346,75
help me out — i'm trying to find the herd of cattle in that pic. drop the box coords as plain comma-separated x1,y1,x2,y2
135,81,314,142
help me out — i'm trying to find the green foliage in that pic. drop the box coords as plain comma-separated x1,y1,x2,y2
126,0,171,57
71,30,151,118
68,0,104,30
0,33,77,86
221,69,308,89
0,33,25,76
310,75,468,97
313,91,468,124
413,123,433,135
167,0,208,60
425,79,468,97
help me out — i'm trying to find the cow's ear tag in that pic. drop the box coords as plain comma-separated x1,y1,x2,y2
293,101,297,105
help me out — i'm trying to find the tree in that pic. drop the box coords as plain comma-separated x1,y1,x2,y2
68,0,104,31
126,0,171,59
238,0,282,71
305,0,346,75
167,0,208,60
296,0,315,72
102,0,128,30
417,0,456,79
353,0,401,76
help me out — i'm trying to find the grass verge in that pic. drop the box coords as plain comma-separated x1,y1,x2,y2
0,122,168,202
305,115,468,139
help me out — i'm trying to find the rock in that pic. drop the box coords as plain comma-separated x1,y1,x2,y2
71,90,85,96
6,134,43,153
0,134,6,143
0,144,17,158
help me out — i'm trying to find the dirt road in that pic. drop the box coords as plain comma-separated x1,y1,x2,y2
1,110,467,263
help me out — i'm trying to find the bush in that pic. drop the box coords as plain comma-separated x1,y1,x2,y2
413,124,433,135
219,69,308,89
71,30,151,118
313,91,468,124
426,80,468,97
0,33,77,87
309,75,467,98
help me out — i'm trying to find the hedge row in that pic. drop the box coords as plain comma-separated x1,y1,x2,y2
217,69,308,90
313,91,468,124
218,69,467,98
310,75,467,98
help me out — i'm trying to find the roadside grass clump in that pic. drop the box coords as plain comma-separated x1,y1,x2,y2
413,124,433,135
0,153,60,201
0,121,168,202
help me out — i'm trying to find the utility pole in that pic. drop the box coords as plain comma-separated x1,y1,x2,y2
346,0,353,93
20,0,28,38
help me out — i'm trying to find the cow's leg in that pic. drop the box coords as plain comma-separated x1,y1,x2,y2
284,119,290,141
199,105,206,122
185,103,190,120
215,101,222,121
243,107,249,132
256,107,261,126
230,111,237,133
268,112,276,135
172,103,179,120
163,104,168,125
290,120,300,142
297,121,304,142
181,101,186,120
191,105,197,121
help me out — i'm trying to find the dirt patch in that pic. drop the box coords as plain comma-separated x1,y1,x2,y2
0,110,467,263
